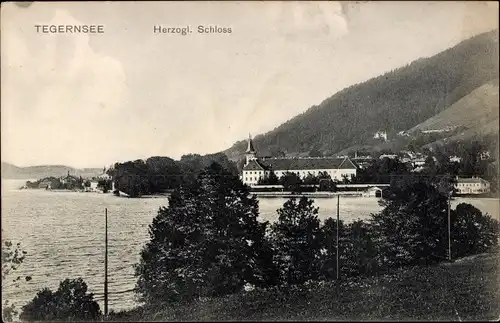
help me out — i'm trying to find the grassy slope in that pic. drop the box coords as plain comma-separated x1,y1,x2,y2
108,250,499,321
410,81,499,134
333,81,499,155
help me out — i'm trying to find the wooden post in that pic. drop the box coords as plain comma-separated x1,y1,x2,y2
336,194,340,281
448,194,451,261
104,208,108,316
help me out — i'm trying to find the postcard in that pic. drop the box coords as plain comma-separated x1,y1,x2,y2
1,1,499,321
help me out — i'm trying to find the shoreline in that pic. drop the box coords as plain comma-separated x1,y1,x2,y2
11,187,500,200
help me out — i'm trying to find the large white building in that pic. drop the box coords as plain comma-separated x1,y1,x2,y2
241,135,358,186
454,177,490,195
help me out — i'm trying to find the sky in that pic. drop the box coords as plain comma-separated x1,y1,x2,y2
1,1,498,168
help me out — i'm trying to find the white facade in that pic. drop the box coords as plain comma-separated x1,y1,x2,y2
242,169,269,185
241,136,357,186
454,177,490,195
241,168,357,186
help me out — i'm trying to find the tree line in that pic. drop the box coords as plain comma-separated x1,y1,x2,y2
108,153,238,197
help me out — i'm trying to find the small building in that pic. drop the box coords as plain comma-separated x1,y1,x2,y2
449,156,462,163
412,158,427,167
362,186,383,197
38,179,52,189
379,154,398,160
454,177,490,195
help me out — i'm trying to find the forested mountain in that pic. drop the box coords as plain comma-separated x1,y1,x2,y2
224,29,499,160
1,162,102,179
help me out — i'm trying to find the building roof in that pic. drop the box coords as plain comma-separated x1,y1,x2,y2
456,177,489,184
338,158,357,169
242,159,266,171
256,157,357,171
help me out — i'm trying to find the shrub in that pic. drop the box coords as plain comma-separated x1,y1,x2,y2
342,220,380,277
319,218,347,280
451,203,499,258
370,176,450,268
2,239,28,322
269,197,323,285
19,278,101,321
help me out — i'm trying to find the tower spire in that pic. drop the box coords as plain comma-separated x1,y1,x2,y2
246,133,256,153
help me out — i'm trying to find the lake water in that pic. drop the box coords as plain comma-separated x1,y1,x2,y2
1,179,499,312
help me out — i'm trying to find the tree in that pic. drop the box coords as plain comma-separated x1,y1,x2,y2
319,218,346,280
279,172,303,192
317,171,336,191
424,155,437,174
267,170,279,185
451,203,499,258
342,220,379,277
20,278,101,321
351,157,409,184
2,239,29,322
370,176,450,268
135,162,277,306
269,197,323,285
303,172,319,185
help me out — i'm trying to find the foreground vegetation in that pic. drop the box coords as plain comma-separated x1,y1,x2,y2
107,250,499,321
10,163,500,321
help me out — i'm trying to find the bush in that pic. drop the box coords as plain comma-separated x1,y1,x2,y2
370,176,450,268
19,278,101,321
451,203,499,258
342,220,380,277
269,197,323,285
319,218,347,280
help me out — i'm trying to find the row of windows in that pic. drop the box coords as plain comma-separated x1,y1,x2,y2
457,183,486,187
244,170,351,176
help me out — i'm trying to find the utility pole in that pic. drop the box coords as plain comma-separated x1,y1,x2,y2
448,193,452,261
104,208,109,316
336,195,340,281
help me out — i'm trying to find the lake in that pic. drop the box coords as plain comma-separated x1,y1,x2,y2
1,179,499,312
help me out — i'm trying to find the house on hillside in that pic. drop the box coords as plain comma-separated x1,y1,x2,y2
241,135,358,186
373,131,388,141
454,177,490,195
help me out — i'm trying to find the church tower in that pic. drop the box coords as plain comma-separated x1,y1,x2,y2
245,133,257,166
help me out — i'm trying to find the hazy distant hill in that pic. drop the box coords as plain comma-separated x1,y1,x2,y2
224,29,499,160
1,162,102,179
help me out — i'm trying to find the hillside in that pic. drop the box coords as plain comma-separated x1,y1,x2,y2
410,81,499,134
224,29,499,161
1,162,102,179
